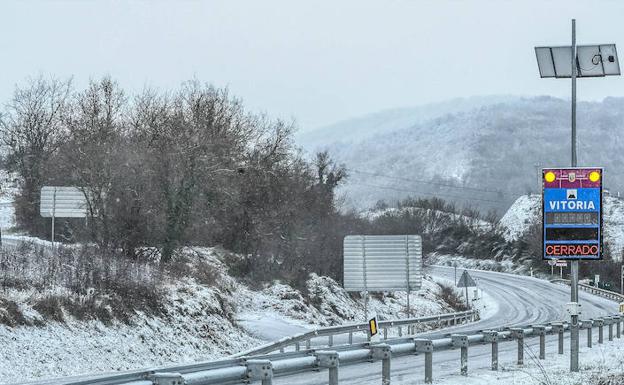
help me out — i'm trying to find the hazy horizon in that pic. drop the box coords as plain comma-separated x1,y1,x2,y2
3,1,624,132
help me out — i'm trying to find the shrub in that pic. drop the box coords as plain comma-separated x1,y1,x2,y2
437,282,469,311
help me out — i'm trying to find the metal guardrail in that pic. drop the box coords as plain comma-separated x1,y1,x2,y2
551,278,624,302
234,310,477,357
55,313,624,385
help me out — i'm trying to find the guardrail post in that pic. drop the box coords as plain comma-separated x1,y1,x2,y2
596,319,604,344
615,315,622,338
608,318,614,341
329,335,334,347
532,326,546,360
371,344,392,385
383,327,388,340
452,334,469,376
306,339,311,349
510,328,524,365
295,342,300,352
349,331,353,344
552,323,564,354
316,350,339,385
581,320,593,348
398,326,403,337
247,359,273,385
148,372,184,385
415,339,433,383
482,331,499,370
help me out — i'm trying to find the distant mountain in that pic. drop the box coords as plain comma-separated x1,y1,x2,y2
296,95,521,150
298,96,624,214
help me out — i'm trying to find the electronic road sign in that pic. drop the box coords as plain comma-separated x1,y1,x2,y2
542,167,603,260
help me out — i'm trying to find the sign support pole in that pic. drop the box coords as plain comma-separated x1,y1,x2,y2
570,18,580,373
362,236,368,324
51,188,56,248
405,235,411,318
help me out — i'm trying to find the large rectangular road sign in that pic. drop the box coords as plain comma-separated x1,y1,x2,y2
343,235,422,291
542,168,602,260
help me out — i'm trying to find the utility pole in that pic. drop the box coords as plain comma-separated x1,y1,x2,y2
569,19,580,373
536,20,619,373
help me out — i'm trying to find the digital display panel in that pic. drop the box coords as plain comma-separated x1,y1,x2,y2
542,167,603,260
544,212,599,225
545,227,598,241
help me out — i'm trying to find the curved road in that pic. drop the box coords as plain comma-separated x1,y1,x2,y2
273,265,619,384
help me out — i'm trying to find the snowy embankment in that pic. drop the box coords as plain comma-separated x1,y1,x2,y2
0,244,465,383
500,193,624,260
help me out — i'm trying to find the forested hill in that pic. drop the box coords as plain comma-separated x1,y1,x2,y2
299,96,624,214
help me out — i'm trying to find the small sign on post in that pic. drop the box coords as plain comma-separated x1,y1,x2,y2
457,270,476,309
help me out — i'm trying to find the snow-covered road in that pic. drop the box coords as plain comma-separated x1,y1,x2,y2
272,265,619,384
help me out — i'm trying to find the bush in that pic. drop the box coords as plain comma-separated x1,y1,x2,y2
437,282,469,311
0,244,164,324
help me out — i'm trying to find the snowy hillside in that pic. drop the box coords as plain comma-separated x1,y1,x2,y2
500,193,624,260
0,244,466,383
296,95,520,150
499,194,541,241
300,96,624,212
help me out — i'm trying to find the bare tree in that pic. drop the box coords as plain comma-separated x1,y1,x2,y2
0,76,71,235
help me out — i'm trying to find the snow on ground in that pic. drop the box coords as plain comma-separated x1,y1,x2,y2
428,253,529,275
500,193,624,261
235,272,466,341
603,196,624,261
0,281,259,383
421,340,624,385
431,273,499,322
0,245,466,383
499,194,541,242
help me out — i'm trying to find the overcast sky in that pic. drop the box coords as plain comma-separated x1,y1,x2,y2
2,0,624,130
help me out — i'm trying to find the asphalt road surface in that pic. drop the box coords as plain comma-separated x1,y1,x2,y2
272,265,618,384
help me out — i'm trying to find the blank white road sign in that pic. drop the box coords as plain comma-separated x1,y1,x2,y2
343,235,422,292
40,186,88,218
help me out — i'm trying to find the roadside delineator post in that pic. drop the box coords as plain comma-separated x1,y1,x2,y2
415,339,434,383
316,351,339,385
552,323,565,354
246,359,273,385
371,343,392,385
596,318,605,344
451,334,469,376
581,320,593,348
482,331,499,370
510,328,525,365
532,326,547,360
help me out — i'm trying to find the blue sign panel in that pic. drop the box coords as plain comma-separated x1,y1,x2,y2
542,168,603,260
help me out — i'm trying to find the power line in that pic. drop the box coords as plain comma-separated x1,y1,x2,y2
349,182,505,204
347,168,506,196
